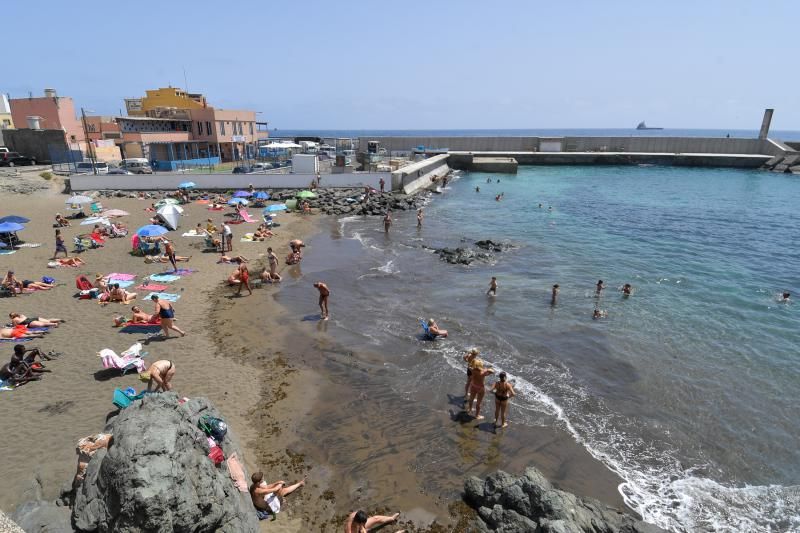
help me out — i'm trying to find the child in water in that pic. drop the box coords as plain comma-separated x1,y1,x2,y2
487,277,498,296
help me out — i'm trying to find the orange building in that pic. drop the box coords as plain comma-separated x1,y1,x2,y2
9,89,83,142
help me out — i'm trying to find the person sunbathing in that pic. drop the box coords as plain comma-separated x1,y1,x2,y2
9,313,64,328
218,254,249,264
54,213,71,227
110,222,128,237
144,253,191,264
93,224,110,237
108,284,137,304
3,272,55,292
0,326,46,339
129,305,155,324
253,226,274,240
55,257,85,267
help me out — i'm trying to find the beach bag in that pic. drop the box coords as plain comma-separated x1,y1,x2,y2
198,415,228,442
76,275,93,291
42,276,55,284
208,445,224,465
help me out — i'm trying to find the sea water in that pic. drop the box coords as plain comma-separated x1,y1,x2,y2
285,166,800,532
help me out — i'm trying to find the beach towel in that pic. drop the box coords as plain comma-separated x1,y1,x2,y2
107,273,136,281
181,232,206,237
16,243,42,248
148,274,180,283
107,280,135,289
144,292,180,302
172,268,196,275
135,283,168,291
226,453,248,492
208,206,224,211
0,380,14,391
48,261,79,268
119,320,161,332
0,250,16,255
0,338,32,343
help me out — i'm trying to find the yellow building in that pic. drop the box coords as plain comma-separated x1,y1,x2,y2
125,87,207,117
0,94,14,129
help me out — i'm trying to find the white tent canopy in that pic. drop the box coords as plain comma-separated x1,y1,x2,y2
262,142,302,149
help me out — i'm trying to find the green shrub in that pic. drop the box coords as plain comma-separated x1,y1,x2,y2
39,171,53,180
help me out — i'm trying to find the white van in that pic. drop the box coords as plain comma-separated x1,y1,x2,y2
75,161,109,175
121,158,153,174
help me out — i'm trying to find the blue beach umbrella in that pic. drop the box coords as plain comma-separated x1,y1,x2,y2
0,215,30,224
136,225,169,237
253,191,270,200
0,222,25,233
263,204,287,213
233,190,252,198
179,181,196,189
228,198,249,206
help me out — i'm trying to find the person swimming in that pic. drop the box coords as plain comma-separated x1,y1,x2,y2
596,280,605,294
592,309,608,319
780,291,791,302
622,283,633,296
551,284,560,305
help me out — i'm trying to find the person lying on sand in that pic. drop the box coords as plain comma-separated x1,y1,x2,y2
344,510,404,533
54,213,71,227
249,471,305,516
427,318,448,338
143,253,191,264
9,313,64,328
252,225,274,240
218,254,249,264
142,359,175,392
3,271,54,294
53,257,85,267
108,284,137,304
0,326,46,339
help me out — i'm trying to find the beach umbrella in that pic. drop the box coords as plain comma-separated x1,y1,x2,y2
66,195,92,205
263,204,287,213
154,198,180,209
136,225,169,237
296,190,317,199
253,191,270,200
80,217,110,226
179,181,196,189
228,198,249,206
156,205,183,230
0,222,25,232
233,190,252,197
102,209,129,218
0,215,30,224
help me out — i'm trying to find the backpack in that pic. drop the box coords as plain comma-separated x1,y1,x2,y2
198,415,227,442
76,275,93,291
42,276,55,285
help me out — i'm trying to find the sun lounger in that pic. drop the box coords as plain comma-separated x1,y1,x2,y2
99,343,147,375
239,210,258,223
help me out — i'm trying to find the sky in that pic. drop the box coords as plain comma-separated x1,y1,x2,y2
3,0,798,130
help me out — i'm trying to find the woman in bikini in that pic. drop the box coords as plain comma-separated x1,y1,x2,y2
151,295,185,338
490,372,516,428
463,348,480,400
55,257,85,267
144,359,176,392
465,359,494,420
9,313,64,328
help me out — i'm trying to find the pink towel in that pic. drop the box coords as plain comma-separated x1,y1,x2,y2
226,453,248,492
135,283,168,291
107,273,136,281
239,210,257,223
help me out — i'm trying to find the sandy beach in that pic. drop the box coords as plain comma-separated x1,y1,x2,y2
0,176,627,532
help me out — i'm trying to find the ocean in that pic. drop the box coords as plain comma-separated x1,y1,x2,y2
279,165,800,532
271,128,800,142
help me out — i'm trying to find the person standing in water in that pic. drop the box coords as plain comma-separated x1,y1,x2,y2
416,208,424,228
596,280,605,294
491,372,515,428
622,283,633,296
466,359,494,420
314,281,330,320
487,276,498,296
551,284,560,305
383,211,392,233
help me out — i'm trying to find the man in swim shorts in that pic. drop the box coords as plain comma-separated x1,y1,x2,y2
249,471,305,516
344,510,403,533
314,282,330,320
487,277,498,296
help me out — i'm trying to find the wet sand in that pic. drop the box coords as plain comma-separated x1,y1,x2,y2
0,180,628,532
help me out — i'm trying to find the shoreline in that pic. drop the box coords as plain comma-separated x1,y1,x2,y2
0,182,637,532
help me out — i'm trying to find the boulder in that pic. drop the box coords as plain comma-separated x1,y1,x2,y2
72,394,257,533
464,468,666,533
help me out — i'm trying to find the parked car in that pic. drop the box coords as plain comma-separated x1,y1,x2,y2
74,161,109,175
249,162,272,173
0,152,36,167
232,165,253,174
107,168,133,175
120,159,153,174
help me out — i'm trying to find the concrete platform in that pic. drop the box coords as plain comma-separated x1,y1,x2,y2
471,157,518,173
448,151,771,169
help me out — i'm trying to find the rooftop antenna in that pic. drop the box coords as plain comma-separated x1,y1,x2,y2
183,67,189,95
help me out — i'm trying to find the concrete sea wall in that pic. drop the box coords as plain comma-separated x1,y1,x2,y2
393,154,450,194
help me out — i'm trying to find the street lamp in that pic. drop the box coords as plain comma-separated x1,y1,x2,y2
80,107,97,175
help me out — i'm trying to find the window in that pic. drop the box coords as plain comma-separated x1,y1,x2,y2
197,121,202,135
249,122,253,135
219,121,225,135
206,121,211,135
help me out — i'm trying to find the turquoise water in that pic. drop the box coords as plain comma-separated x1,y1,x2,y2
290,166,800,531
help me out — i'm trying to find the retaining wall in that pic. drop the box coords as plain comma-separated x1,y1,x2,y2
393,154,450,194
68,172,390,191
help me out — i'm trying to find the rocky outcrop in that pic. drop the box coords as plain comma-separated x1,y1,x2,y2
464,468,665,533
429,239,516,265
71,394,257,533
10,475,72,532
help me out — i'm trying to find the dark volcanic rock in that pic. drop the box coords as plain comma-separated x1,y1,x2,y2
475,239,516,252
464,468,666,533
72,394,257,533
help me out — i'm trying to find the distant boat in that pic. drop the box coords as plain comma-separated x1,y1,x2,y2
636,121,663,130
